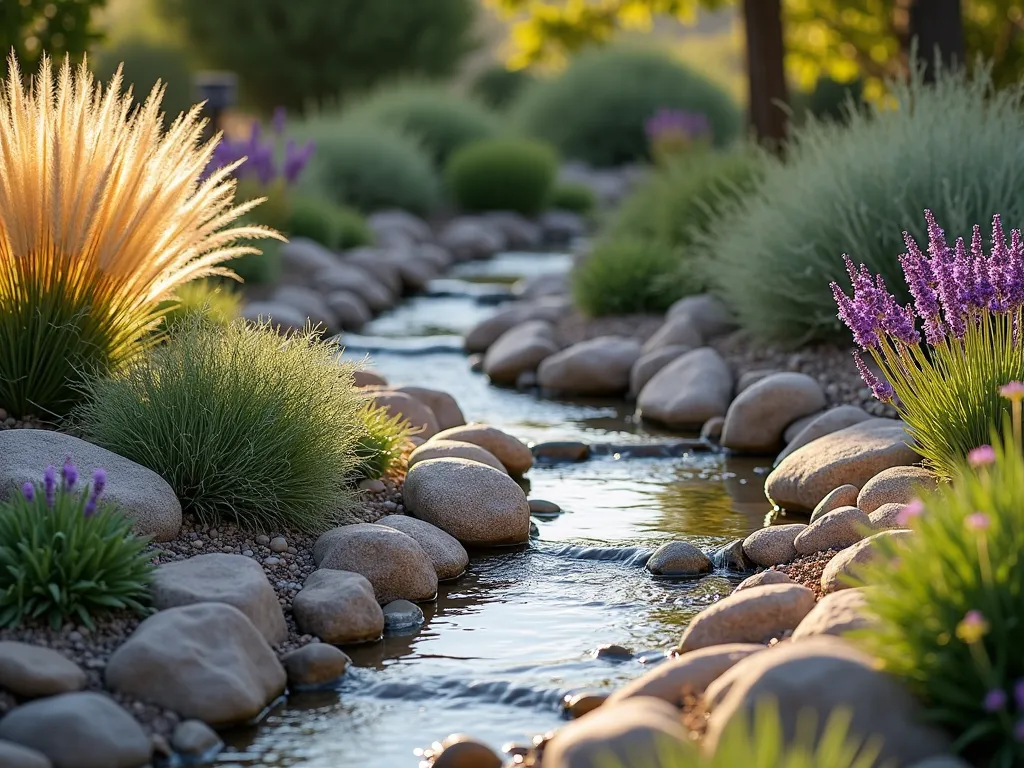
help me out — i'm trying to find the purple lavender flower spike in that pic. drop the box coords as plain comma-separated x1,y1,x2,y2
272,106,287,136
924,209,951,262
21,482,34,502
899,250,943,344
831,282,879,349
92,468,106,499
61,455,77,490
853,350,894,403
1007,228,1024,311
881,294,920,345
43,465,56,508
83,494,97,518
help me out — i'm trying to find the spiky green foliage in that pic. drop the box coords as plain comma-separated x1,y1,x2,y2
0,464,154,629
855,422,1024,767
701,66,1024,346
353,403,411,481
287,195,372,250
295,118,440,215
590,700,884,768
446,138,558,216
514,46,741,167
548,182,597,214
471,64,533,110
76,318,365,532
572,239,688,317
159,280,241,330
343,84,502,168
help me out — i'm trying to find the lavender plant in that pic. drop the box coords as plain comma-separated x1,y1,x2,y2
832,210,1024,479
206,108,315,188
854,386,1024,767
645,108,711,165
0,460,154,629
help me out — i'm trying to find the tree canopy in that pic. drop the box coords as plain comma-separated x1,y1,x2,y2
0,0,106,78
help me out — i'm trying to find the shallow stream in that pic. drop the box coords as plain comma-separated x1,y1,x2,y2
222,252,774,767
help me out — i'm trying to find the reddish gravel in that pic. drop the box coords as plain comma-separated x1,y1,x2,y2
770,549,841,599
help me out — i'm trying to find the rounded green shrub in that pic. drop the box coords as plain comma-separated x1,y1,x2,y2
353,403,411,481
471,65,533,110
446,138,558,216
295,118,440,215
288,195,373,250
0,461,154,629
572,238,689,317
515,46,742,167
76,318,365,532
700,68,1024,346
92,38,197,123
548,182,597,214
343,84,502,168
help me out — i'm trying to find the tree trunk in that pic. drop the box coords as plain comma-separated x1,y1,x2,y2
742,0,789,154
908,0,965,81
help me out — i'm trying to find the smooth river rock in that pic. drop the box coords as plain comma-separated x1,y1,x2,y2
734,570,793,592
0,429,182,541
775,405,873,465
0,692,150,768
810,484,860,523
856,465,937,513
741,524,806,567
870,502,908,530
793,506,871,555
641,314,703,353
629,345,691,397
821,529,913,593
150,553,287,645
432,425,533,476
377,514,469,580
791,588,874,639
292,569,384,643
393,387,465,431
637,347,734,429
281,644,350,688
765,419,920,512
704,636,951,765
315,523,438,604
105,603,286,726
463,297,570,354
538,336,642,396
403,458,531,546
646,540,713,576
367,391,440,439
408,439,507,474
0,642,86,699
721,373,826,454
666,294,736,340
0,740,51,768
677,583,815,653
483,321,560,385
326,290,372,330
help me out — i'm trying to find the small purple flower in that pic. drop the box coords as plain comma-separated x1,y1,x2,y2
92,468,106,499
895,499,925,527
984,688,1008,712
61,456,77,490
83,494,97,518
965,512,991,531
644,108,711,142
21,482,34,502
43,465,56,508
968,445,997,467
852,350,894,402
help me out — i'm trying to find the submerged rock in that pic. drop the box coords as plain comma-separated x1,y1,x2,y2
281,644,350,689
383,599,426,631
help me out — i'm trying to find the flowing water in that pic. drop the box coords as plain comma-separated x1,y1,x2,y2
221,252,774,767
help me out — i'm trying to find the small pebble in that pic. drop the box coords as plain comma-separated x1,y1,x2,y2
264,556,281,566
270,537,288,553
594,644,632,661
255,535,270,546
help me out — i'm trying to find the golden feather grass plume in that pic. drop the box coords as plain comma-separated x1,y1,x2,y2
0,52,281,419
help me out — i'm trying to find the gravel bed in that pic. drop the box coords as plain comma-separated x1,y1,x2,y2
770,549,840,600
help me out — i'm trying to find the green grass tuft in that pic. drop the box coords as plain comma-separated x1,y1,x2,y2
159,280,241,331
446,138,558,216
572,238,691,317
352,402,411,481
75,317,365,532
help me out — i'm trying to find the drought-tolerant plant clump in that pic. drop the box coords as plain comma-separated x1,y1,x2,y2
0,54,272,421
159,280,241,330
572,239,688,317
344,84,502,168
296,118,440,215
353,403,411,481
0,460,154,629
548,182,597,215
856,396,1024,767
446,138,558,216
833,211,1024,479
288,195,373,250
471,64,533,110
76,318,365,532
702,66,1024,346
514,46,741,167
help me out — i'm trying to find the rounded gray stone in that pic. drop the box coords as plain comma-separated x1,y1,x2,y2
383,599,425,631
0,642,86,698
775,405,873,465
629,345,691,397
721,372,827,454
678,583,815,653
870,502,908,530
734,569,793,592
483,321,559,385
394,387,466,431
0,740,52,768
794,506,871,555
646,541,713,576
538,336,642,396
408,440,507,474
376,514,469,580
292,569,384,644
281,643,351,688
821,529,914,593
810,484,860,523
171,719,223,757
856,465,938,513
741,524,806,567
431,425,533,476
636,347,734,430
792,588,874,640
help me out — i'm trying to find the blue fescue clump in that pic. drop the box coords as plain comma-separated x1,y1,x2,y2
0,458,154,629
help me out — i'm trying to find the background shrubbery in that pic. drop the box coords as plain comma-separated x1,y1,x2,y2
572,238,688,317
700,68,1024,346
548,182,597,215
91,38,196,124
446,138,558,216
471,65,534,111
287,195,373,250
514,46,742,167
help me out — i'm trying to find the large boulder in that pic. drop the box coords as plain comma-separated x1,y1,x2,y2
821,529,913,593
721,373,826,454
408,439,507,474
856,466,937,513
393,387,465,431
0,429,182,541
315,524,438,604
150,553,287,645
607,644,763,706
636,348,734,429
366,391,440,439
641,315,703,353
775,405,874,465
291,569,384,644
543,697,691,768
537,336,642,396
377,514,469,580
704,636,951,765
0,692,150,768
666,294,736,340
431,425,533,476
629,345,692,397
106,603,286,726
403,458,530,546
765,419,920,512
483,321,559,385
0,642,86,698
271,285,338,332
678,583,815,653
